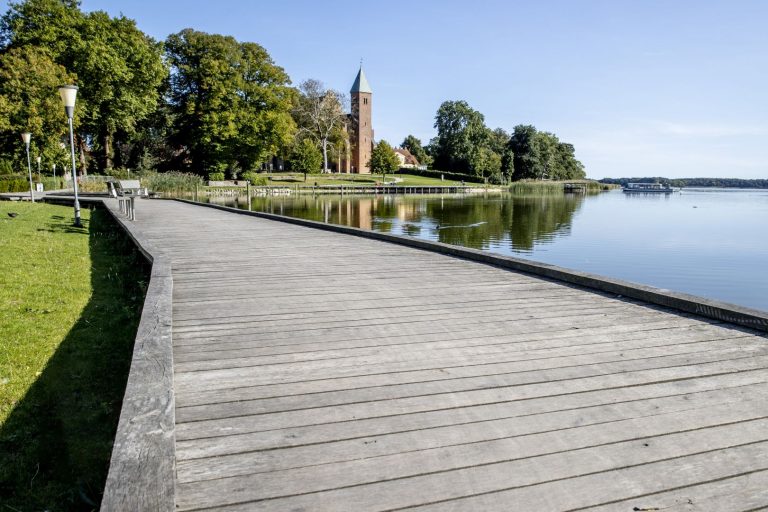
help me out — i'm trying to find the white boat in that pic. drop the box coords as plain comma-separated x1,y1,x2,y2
622,182,676,193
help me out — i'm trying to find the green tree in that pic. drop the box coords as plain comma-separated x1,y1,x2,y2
470,146,502,182
1,0,167,172
487,127,509,155
369,140,400,182
507,124,539,180
0,46,77,172
230,42,296,171
554,142,586,180
0,0,82,55
431,100,487,173
76,11,166,170
292,79,347,173
401,134,432,168
165,29,295,175
287,138,322,181
507,125,585,181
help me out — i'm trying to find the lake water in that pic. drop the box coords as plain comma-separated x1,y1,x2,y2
214,188,768,312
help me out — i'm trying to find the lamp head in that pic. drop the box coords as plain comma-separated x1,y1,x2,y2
58,85,78,118
36,156,41,164
21,132,31,145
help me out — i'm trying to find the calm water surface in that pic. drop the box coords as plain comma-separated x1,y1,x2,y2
217,188,768,312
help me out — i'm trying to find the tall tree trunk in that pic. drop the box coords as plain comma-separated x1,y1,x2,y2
104,132,113,171
322,139,328,173
77,135,88,176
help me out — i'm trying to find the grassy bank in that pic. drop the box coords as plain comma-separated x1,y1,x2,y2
263,172,471,187
0,202,149,510
509,179,617,194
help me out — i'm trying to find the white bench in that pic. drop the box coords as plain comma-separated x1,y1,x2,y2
109,180,147,221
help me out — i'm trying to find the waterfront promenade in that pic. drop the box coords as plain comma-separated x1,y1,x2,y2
104,199,768,511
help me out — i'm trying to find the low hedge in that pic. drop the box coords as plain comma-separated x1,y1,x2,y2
0,175,65,193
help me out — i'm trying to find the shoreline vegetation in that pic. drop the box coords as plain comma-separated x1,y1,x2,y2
600,177,768,189
0,203,148,510
509,180,616,194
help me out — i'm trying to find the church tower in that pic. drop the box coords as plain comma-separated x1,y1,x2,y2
350,66,373,174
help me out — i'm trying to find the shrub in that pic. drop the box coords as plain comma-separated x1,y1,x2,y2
0,175,28,193
38,177,65,191
142,171,202,192
241,172,268,186
208,171,225,181
105,168,134,180
77,178,109,193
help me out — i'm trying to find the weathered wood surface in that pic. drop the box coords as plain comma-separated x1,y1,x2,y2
117,198,768,511
101,204,175,511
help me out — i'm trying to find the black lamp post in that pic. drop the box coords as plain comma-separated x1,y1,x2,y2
58,85,82,227
21,132,34,203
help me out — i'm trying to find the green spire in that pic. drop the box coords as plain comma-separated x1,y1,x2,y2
350,66,372,94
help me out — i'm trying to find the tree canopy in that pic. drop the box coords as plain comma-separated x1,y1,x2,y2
287,137,322,180
430,100,488,174
0,46,76,170
369,140,399,180
165,29,295,176
427,100,585,182
0,1,295,177
1,0,166,172
292,79,347,173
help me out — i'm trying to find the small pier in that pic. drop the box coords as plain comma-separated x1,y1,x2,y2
563,182,587,193
101,198,768,511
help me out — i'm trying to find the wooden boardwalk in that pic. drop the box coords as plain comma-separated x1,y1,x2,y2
115,199,768,511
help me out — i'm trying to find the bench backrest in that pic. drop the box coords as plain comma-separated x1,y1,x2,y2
113,179,146,197
117,180,142,191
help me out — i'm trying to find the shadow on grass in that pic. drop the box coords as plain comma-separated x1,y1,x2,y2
0,208,150,511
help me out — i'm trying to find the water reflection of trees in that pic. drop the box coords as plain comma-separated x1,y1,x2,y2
511,195,583,250
251,193,585,252
426,194,584,251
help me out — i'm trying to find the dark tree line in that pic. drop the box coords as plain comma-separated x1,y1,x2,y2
600,177,768,189
400,100,585,183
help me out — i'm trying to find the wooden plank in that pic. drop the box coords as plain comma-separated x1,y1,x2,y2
173,343,767,401
170,317,710,358
582,469,768,512
176,404,768,501
176,421,768,510
175,356,768,441
176,383,768,482
174,371,768,459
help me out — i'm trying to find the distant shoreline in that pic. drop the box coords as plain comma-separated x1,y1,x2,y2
599,177,768,189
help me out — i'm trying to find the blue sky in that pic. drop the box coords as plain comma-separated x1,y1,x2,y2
7,0,768,178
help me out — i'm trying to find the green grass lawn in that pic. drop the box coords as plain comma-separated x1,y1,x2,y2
261,172,473,187
0,202,149,510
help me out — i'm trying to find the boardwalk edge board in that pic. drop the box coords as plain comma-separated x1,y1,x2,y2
175,198,768,333
100,202,177,511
